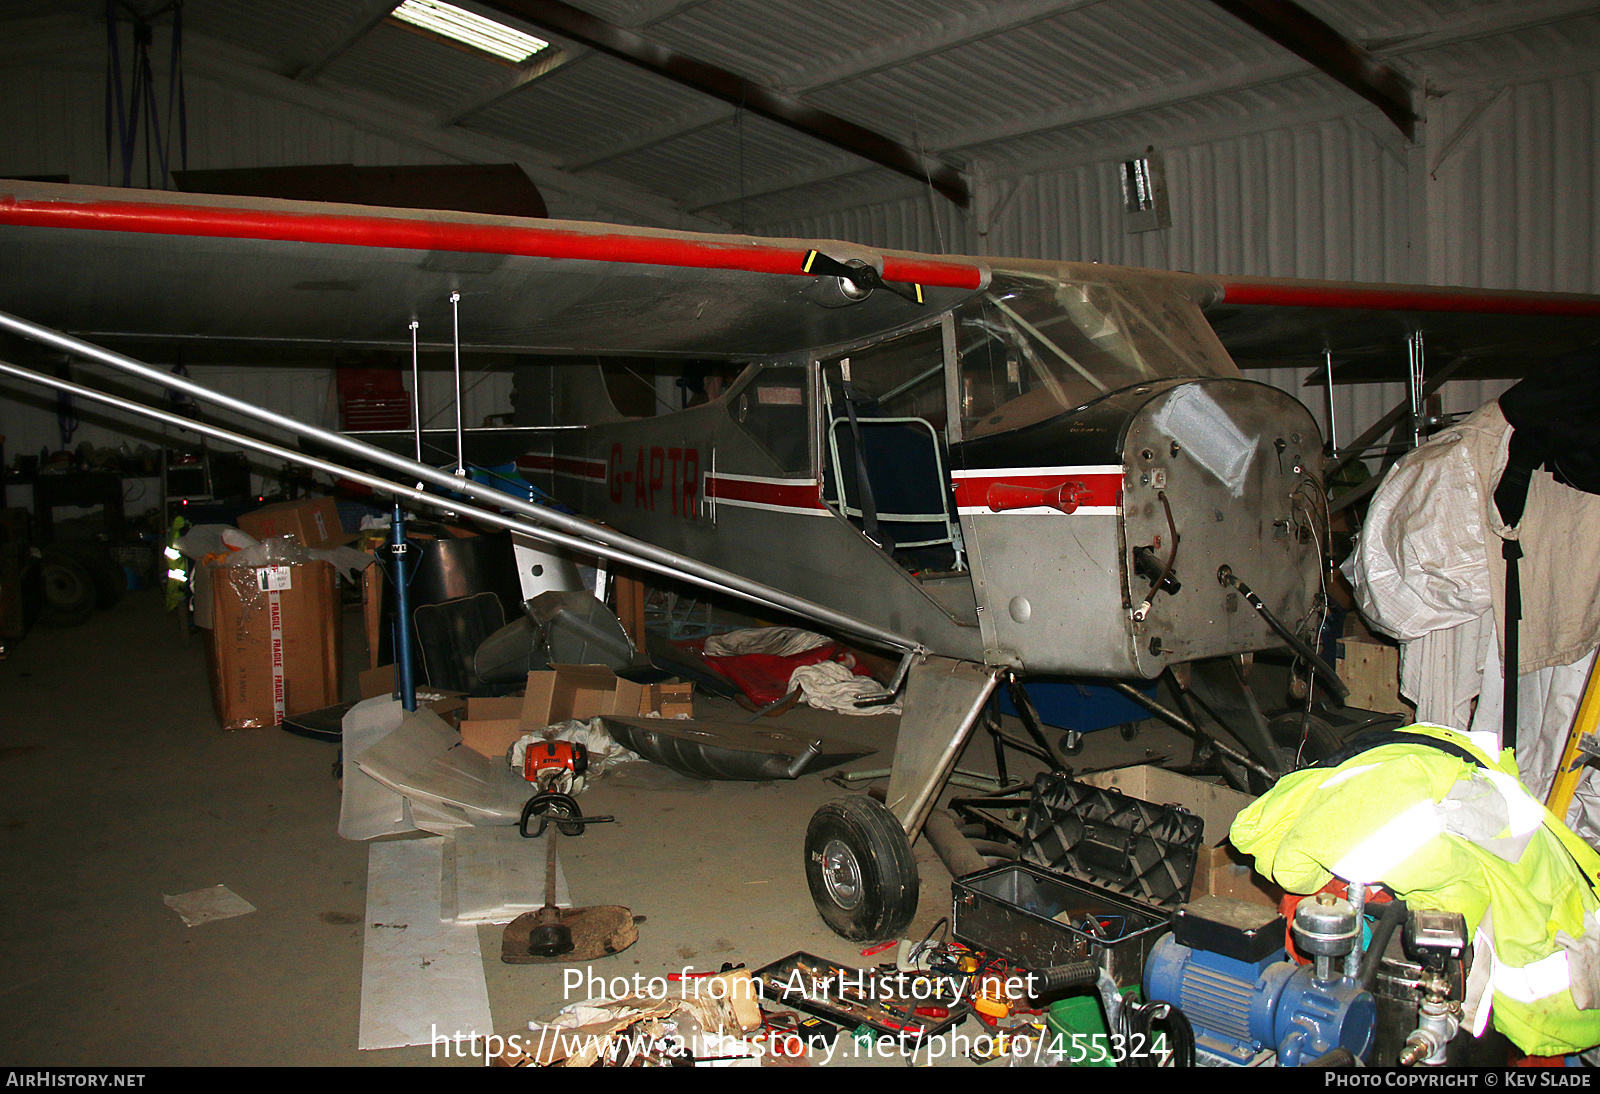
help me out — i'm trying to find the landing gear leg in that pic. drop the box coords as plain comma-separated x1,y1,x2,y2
806,657,1002,941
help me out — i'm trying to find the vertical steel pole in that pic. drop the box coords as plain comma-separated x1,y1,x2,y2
391,502,416,712
1323,347,1339,458
1408,331,1426,449
450,290,466,479
409,318,422,466
397,316,421,711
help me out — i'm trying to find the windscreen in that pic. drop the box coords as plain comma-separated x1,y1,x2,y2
955,272,1237,439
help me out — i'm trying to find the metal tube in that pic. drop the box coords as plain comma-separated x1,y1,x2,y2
1323,347,1339,457
8,376,920,658
1107,680,1276,780
391,501,416,712
409,318,422,466
1218,565,1350,702
449,290,466,477
350,425,587,435
0,354,780,605
0,311,920,653
1345,881,1366,979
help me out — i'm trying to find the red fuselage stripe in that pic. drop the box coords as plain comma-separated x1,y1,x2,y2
1218,280,1600,317
516,453,606,480
523,459,1129,513
704,477,825,509
0,196,985,290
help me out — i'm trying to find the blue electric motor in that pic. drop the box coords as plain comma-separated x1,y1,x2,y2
1144,893,1376,1066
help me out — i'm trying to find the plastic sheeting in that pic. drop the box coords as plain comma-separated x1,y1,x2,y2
1353,402,1600,843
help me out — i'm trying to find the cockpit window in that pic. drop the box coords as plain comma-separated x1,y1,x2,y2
728,363,812,473
955,273,1236,439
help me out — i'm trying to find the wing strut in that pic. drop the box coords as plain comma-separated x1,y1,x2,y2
0,311,923,658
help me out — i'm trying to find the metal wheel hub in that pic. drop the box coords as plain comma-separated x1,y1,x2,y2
820,838,863,910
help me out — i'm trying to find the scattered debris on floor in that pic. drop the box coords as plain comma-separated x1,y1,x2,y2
498,967,763,1067
162,884,257,927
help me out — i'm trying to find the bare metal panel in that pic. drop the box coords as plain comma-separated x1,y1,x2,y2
962,510,1133,675
1123,379,1323,674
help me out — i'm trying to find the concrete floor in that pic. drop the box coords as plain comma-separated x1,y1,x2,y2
0,589,1196,1067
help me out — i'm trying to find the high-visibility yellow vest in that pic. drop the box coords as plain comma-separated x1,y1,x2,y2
163,516,190,612
1231,724,1600,1057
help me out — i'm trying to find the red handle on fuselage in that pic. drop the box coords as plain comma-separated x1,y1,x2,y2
985,480,1087,514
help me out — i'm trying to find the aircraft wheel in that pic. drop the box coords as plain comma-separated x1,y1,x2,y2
37,554,96,628
805,796,919,942
45,541,123,609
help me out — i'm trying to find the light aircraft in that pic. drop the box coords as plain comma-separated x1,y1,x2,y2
3,179,1599,939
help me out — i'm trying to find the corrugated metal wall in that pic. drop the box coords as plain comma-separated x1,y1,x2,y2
0,65,460,189
756,68,1599,459
0,62,518,503
1429,68,1600,294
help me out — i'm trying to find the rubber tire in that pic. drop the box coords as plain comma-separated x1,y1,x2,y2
37,555,96,628
1248,713,1344,794
44,542,123,609
805,796,919,942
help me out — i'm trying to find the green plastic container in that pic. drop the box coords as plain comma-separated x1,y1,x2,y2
1045,995,1115,1068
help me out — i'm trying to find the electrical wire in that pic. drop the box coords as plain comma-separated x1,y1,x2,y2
1141,490,1180,608
1119,998,1195,1067
1290,472,1335,767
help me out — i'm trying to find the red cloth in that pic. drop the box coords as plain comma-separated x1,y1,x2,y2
701,642,873,706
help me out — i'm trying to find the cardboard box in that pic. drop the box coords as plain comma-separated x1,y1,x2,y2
459,696,528,759
523,664,647,726
454,665,690,758
237,496,354,549
357,663,468,724
205,559,341,730
646,682,694,719
1079,763,1282,908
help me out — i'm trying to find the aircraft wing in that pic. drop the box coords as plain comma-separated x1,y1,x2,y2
1203,275,1600,383
0,180,985,359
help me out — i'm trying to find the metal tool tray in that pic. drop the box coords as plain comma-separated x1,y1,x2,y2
952,772,1203,985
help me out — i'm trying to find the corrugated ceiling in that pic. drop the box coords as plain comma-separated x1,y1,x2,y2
2,0,1596,230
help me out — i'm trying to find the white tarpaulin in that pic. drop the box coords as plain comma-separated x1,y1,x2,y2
1353,401,1600,842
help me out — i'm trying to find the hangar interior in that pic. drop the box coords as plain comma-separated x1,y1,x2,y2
2,0,1600,1070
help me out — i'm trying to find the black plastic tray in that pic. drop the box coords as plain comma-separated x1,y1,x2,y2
1019,771,1203,910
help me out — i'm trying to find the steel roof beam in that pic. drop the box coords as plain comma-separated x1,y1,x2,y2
294,0,400,83
568,0,1098,173
475,0,972,207
1208,0,1418,139
435,46,576,127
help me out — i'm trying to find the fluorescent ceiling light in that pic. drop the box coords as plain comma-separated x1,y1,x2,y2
392,0,550,63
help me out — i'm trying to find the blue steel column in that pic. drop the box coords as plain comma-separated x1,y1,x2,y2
390,501,416,712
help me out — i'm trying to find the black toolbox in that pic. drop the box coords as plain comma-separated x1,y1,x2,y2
952,772,1204,986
